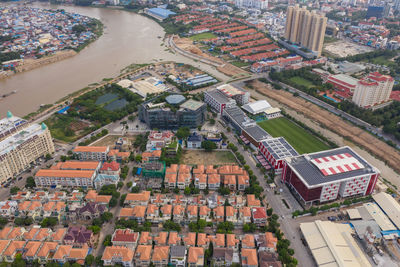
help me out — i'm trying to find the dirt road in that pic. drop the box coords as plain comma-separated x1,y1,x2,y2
250,80,400,180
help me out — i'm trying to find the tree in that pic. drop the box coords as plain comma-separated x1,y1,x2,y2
204,187,209,195
135,155,142,162
218,187,230,196
10,186,20,195
131,186,140,193
243,223,257,233
128,115,135,121
126,181,133,188
41,217,58,227
176,127,190,140
85,254,95,266
267,208,273,216
25,177,35,188
163,220,181,232
11,253,25,267
184,187,191,196
45,153,52,161
101,212,113,222
88,225,101,234
201,140,217,152
103,234,112,246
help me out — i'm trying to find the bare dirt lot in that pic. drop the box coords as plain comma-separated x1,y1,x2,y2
180,150,237,165
250,80,400,176
91,134,135,147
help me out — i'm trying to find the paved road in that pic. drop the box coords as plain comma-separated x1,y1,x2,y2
218,122,316,267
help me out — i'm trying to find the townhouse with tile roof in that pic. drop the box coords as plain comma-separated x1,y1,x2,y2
102,246,135,267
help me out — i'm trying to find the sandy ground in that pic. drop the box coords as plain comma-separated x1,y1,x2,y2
180,150,237,165
249,80,400,188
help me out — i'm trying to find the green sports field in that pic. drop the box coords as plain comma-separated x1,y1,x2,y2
258,117,330,154
189,32,217,41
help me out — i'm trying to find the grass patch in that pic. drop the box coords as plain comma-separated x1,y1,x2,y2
289,76,315,89
367,56,397,68
189,32,217,41
44,115,92,143
258,117,330,154
180,150,237,165
324,36,338,44
230,60,250,68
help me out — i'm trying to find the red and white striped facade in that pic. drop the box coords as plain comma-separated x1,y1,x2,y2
281,147,380,204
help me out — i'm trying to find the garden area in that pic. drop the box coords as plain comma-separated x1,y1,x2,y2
258,117,330,154
180,150,237,165
45,83,142,142
189,32,217,41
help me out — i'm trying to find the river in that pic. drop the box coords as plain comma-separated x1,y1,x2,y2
0,3,228,117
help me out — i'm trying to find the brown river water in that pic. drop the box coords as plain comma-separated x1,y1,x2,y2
0,3,228,116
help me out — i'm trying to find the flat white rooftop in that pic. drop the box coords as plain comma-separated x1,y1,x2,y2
363,202,396,231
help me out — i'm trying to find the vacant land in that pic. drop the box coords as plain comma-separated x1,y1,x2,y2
181,150,237,165
258,118,330,154
45,115,92,143
189,32,217,41
90,134,134,147
289,76,315,89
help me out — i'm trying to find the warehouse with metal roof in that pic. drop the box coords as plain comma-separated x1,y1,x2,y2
372,192,400,230
242,100,271,115
300,220,372,267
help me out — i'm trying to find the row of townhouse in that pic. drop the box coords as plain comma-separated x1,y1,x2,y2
164,164,250,191
34,160,121,189
0,226,97,264
4,189,112,222
72,146,129,162
0,226,94,248
103,229,279,267
121,191,267,225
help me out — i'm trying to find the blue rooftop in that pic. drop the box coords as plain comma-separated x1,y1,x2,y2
147,8,176,20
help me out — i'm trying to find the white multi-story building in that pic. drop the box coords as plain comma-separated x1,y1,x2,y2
0,112,55,183
34,169,96,188
73,146,109,161
352,72,394,108
204,90,236,114
235,0,268,10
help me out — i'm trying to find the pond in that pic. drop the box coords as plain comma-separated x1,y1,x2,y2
104,99,128,111
95,93,118,105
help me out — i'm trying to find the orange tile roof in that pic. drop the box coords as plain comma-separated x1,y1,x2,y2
58,161,100,170
209,234,225,247
132,206,146,218
179,164,191,173
242,234,255,248
18,201,31,211
238,175,249,185
51,228,66,242
177,172,190,183
152,246,169,261
241,248,258,266
35,169,95,178
117,152,130,158
195,174,207,184
206,165,218,174
142,150,162,161
199,206,210,216
247,194,261,207
55,202,66,212
154,232,168,245
8,227,22,240
0,240,10,255
224,175,236,185
183,232,196,246
187,205,198,216
173,205,184,216
85,190,98,201
68,247,89,259
0,227,12,240
168,232,180,245
95,195,112,204
24,241,41,257
73,146,108,153
188,247,204,264
219,165,244,175
28,201,42,211
125,191,150,202
226,234,239,247
265,232,278,249
240,207,252,217
43,202,56,212
53,245,72,260
196,233,208,246
225,206,236,217
160,205,172,215
138,232,152,244
23,228,39,240
108,149,118,156
173,195,184,204
146,204,158,215
35,228,51,241
3,240,25,256
37,242,58,258
165,173,177,184
135,245,152,261
214,206,224,217
193,165,205,174
166,164,178,173
119,208,135,218
207,174,220,184
102,246,134,262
